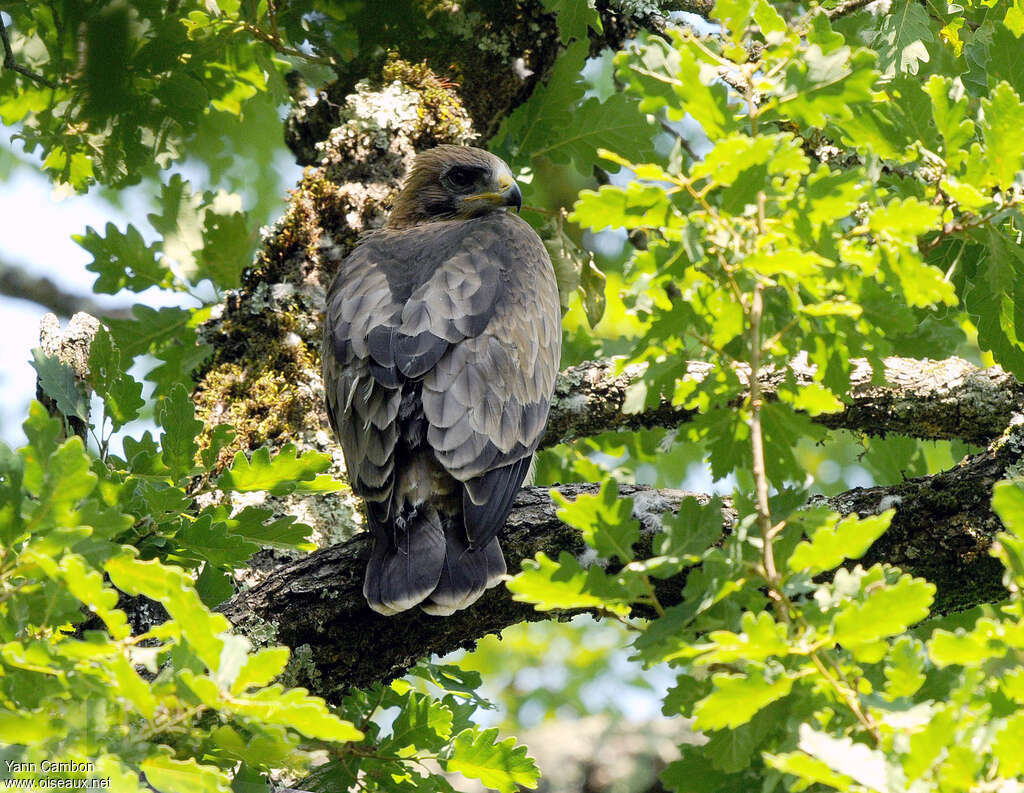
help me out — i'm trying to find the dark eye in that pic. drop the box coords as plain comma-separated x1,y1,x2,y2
445,166,478,190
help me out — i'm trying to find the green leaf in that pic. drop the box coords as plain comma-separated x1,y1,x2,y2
754,0,788,44
195,563,235,608
105,305,194,359
508,552,634,616
59,552,130,640
616,33,739,139
156,383,204,481
703,710,775,774
979,81,1024,187
148,337,214,399
927,618,1004,666
869,0,933,78
993,712,1024,777
0,708,56,745
904,706,956,780
551,479,639,562
78,223,168,295
661,748,749,793
148,174,206,284
713,0,756,42
216,444,336,496
882,636,926,699
788,510,894,575
542,0,600,44
444,728,539,793
199,191,253,289
218,506,314,552
216,682,363,742
778,383,844,416
697,611,790,664
530,93,658,172
493,40,587,166
105,553,229,670
29,349,90,424
31,437,97,531
140,754,231,793
388,692,454,751
649,496,724,577
231,646,290,694
966,227,1024,378
833,570,935,647
88,327,144,430
924,75,974,165
766,751,855,791
0,442,25,546
693,669,794,730
781,47,877,127
796,724,905,792
570,183,672,232
993,479,1024,590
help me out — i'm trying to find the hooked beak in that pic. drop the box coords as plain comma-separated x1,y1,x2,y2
463,171,523,214
502,180,523,213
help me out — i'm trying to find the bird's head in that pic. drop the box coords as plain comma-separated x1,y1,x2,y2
387,145,523,229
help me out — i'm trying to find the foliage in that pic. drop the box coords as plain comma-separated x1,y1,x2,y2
3,0,1024,790
0,405,360,790
515,0,1024,790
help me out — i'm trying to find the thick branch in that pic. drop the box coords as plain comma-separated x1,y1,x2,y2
543,356,1021,449
221,421,1023,699
0,262,132,318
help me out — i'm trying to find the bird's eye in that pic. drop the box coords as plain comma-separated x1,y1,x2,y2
445,166,478,190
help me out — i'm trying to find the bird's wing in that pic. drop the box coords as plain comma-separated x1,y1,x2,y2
322,245,404,509
322,222,506,512
421,214,562,547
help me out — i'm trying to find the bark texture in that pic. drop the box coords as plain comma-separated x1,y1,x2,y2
545,356,1022,449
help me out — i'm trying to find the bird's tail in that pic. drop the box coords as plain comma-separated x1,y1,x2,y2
420,525,506,616
363,505,446,616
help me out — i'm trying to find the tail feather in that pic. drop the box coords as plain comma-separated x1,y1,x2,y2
420,529,506,616
363,506,446,615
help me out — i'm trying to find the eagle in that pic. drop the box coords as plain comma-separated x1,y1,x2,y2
322,145,562,616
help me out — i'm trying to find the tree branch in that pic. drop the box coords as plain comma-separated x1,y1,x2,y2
0,262,133,319
220,419,1023,699
0,13,57,89
544,356,1021,449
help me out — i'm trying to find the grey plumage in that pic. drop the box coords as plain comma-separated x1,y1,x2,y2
322,146,561,615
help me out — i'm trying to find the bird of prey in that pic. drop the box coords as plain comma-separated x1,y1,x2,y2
322,145,562,616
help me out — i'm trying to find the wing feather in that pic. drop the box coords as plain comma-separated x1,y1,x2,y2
419,214,562,544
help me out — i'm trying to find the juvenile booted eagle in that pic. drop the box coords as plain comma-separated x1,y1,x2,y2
322,146,562,615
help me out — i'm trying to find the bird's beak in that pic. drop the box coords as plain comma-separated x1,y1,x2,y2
501,177,523,214
464,171,523,214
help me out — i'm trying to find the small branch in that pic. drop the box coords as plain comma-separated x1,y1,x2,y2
241,22,339,70
0,13,58,89
826,0,877,18
0,262,133,319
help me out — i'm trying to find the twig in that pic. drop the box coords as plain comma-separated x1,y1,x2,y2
826,0,877,18
241,22,339,70
0,13,58,89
